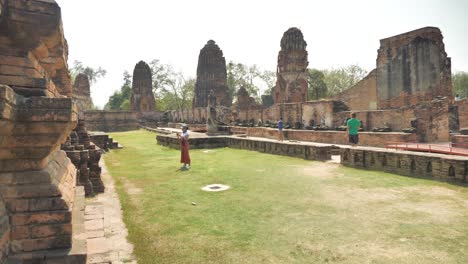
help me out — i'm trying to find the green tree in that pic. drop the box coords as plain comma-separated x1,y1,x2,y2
70,60,107,84
227,61,275,101
307,69,328,100
452,71,468,98
259,70,276,95
104,71,132,110
156,75,194,111
149,59,176,94
322,65,368,96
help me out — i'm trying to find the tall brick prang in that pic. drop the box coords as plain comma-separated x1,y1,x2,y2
73,73,93,113
273,27,309,104
130,61,156,113
193,40,231,108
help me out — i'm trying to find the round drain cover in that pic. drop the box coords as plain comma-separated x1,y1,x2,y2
201,184,230,192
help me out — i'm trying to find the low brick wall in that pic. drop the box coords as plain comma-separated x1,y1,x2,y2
451,135,468,148
155,132,468,183
340,148,467,183
156,134,228,149
84,110,138,132
156,134,337,161
167,123,206,132
243,127,417,148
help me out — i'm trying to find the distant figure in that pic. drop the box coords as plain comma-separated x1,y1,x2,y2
278,117,284,142
346,113,361,146
176,124,191,170
455,94,461,102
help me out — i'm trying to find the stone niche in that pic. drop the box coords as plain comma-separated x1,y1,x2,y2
377,27,452,109
130,60,156,114
193,40,231,108
273,27,309,104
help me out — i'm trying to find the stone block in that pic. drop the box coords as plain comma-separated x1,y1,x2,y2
30,223,72,239
10,211,71,226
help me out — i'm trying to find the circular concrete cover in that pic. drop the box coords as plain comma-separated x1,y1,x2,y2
201,184,230,192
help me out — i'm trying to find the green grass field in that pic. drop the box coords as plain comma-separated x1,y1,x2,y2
105,130,468,264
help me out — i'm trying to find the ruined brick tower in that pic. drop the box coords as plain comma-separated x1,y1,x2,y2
273,27,309,103
376,27,452,109
73,73,93,113
130,61,156,113
193,40,231,108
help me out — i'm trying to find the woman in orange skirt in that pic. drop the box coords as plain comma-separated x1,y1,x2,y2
176,124,191,170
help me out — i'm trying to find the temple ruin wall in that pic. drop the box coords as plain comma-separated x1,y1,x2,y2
84,111,138,132
333,70,377,111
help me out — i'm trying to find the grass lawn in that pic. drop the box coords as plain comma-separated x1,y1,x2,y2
105,130,468,264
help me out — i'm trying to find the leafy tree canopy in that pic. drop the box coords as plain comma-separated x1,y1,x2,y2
452,71,468,98
70,60,107,84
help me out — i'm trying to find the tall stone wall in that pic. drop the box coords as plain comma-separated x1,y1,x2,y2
130,61,155,113
193,40,231,108
84,110,138,132
333,69,377,110
376,27,452,109
72,73,93,113
273,28,308,103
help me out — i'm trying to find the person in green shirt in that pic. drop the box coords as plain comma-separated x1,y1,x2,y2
346,113,361,145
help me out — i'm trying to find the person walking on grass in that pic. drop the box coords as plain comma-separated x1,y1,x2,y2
278,117,284,142
346,113,361,146
176,124,191,170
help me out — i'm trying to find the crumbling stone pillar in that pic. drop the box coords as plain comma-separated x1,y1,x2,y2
61,119,105,196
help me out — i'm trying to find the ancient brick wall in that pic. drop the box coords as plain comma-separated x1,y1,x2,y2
302,100,337,127
376,27,452,109
273,28,308,103
333,70,377,110
261,103,302,125
333,109,416,131
193,40,231,108
451,135,468,148
0,196,9,263
341,148,467,183
84,110,138,132
244,127,416,147
130,61,156,113
456,98,468,129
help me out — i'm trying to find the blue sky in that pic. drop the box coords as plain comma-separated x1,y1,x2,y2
56,0,467,108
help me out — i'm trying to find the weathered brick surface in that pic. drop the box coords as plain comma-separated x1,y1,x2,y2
376,27,452,109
